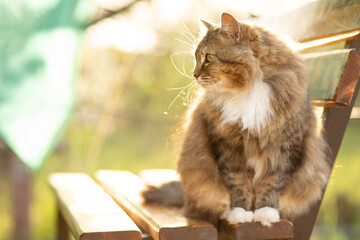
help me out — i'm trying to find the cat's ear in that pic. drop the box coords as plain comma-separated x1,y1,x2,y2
221,13,241,40
199,18,214,36
200,18,215,30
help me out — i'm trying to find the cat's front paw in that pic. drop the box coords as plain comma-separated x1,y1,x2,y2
226,207,253,224
253,207,279,227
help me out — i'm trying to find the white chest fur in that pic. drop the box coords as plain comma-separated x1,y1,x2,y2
213,81,274,132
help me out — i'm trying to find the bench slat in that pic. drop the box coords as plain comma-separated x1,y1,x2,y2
256,0,360,42
95,170,217,240
219,220,293,240
304,49,360,106
49,173,142,240
139,169,294,240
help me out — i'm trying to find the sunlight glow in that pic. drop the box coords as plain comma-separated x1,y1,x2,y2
95,0,133,10
87,17,157,53
87,0,356,54
351,107,360,119
296,30,360,51
87,0,194,53
154,0,192,24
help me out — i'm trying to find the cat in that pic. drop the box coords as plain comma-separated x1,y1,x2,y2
143,12,331,227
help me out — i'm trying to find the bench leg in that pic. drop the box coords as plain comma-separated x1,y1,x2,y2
11,154,31,240
57,208,69,240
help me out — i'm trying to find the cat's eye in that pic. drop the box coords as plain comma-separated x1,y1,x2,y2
205,54,214,63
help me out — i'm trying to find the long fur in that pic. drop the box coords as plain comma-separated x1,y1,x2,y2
142,13,330,226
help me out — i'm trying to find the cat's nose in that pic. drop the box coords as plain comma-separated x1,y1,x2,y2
193,72,200,78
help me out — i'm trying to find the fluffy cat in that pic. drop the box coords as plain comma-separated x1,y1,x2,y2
143,13,331,227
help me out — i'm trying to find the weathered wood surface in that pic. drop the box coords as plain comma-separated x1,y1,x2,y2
49,173,142,240
219,220,293,240
304,49,360,106
141,233,154,240
95,170,217,240
255,0,360,42
139,169,294,240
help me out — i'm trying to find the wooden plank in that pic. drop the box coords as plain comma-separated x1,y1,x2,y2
95,170,217,240
141,233,154,240
139,169,293,240
255,0,360,42
332,49,360,105
304,49,360,106
219,220,293,240
49,173,142,240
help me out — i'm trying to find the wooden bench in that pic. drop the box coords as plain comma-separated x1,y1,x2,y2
49,1,360,239
49,173,142,240
50,171,294,240
98,169,294,240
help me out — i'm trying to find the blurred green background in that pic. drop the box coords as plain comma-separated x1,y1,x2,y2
0,0,359,239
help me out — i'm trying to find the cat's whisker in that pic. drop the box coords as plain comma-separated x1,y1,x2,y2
175,38,194,48
181,28,196,42
184,81,198,106
167,84,191,110
184,81,197,102
166,81,194,91
182,60,193,79
170,54,193,79
182,21,198,42
208,78,217,88
171,50,193,57
167,79,198,110
180,30,196,46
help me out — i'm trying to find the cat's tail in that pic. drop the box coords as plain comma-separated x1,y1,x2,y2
141,180,185,206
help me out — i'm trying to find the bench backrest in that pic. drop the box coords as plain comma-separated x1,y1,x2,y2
254,1,360,239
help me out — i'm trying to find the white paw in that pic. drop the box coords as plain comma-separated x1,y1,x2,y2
253,207,280,227
226,207,254,224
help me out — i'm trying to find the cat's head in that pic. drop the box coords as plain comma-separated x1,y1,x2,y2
193,13,263,92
